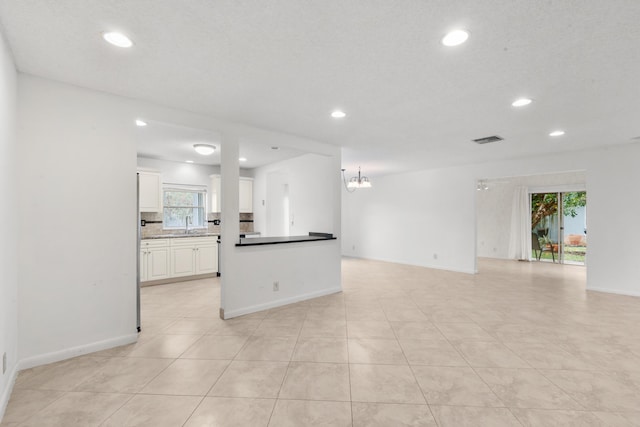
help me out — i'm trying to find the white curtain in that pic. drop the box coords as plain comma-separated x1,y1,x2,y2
508,186,531,260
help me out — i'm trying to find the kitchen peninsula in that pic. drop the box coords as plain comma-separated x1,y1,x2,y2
236,232,335,246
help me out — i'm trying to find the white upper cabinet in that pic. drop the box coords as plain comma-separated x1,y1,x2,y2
209,175,253,213
209,174,221,213
239,177,253,213
138,170,162,212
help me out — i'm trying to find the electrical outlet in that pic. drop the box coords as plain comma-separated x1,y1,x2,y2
2,352,6,374
433,253,438,260
273,281,279,291
352,245,355,251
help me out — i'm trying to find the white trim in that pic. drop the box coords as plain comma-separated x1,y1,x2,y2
528,184,586,193
17,334,138,371
0,365,19,422
163,183,207,192
343,255,476,275
586,287,640,298
223,287,342,319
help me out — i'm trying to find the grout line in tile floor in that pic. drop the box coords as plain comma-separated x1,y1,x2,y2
345,297,355,427
386,299,441,426
6,259,640,426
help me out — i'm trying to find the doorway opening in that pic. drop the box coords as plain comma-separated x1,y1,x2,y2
266,171,290,236
531,191,587,265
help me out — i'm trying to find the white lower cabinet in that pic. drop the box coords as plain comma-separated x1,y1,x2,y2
195,240,218,274
140,239,170,282
171,245,197,277
171,237,219,277
141,237,218,282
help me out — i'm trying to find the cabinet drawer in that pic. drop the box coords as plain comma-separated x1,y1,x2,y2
171,237,203,247
141,239,169,248
193,237,218,247
170,237,217,247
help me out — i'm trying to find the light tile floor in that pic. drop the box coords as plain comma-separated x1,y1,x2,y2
3,258,640,426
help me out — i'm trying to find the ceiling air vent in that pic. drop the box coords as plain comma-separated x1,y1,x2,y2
472,135,503,144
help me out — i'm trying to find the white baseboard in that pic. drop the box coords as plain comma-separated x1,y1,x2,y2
344,254,476,275
17,333,138,371
0,365,19,423
223,287,343,319
586,287,640,298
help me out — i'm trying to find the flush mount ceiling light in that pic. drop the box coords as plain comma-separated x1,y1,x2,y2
442,29,469,47
549,130,565,137
331,110,346,119
239,157,247,162
193,144,216,155
135,119,147,127
512,98,533,107
342,167,372,192
185,160,194,163
102,31,133,48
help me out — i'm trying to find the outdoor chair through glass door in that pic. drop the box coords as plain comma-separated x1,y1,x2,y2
531,191,587,265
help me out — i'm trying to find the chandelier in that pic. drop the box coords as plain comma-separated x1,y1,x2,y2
342,167,372,192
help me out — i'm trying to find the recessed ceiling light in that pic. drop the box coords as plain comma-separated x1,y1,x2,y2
102,32,133,48
193,144,216,155
135,119,147,127
185,160,194,163
331,110,346,119
549,130,565,137
512,98,533,107
239,157,247,162
442,29,469,47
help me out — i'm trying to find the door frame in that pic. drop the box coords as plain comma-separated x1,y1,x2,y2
529,184,586,265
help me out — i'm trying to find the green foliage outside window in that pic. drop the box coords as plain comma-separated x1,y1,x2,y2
163,190,206,228
531,191,586,229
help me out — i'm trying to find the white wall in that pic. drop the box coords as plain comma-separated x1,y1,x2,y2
138,157,217,189
15,74,343,370
17,76,139,367
342,166,478,274
0,29,18,421
343,143,640,296
253,153,335,236
137,157,254,198
221,142,342,319
223,241,342,317
476,171,586,259
586,145,640,296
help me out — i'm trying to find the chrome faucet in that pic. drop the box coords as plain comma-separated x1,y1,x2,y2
185,215,192,234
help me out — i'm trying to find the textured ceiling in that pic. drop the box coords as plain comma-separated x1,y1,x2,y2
1,0,639,176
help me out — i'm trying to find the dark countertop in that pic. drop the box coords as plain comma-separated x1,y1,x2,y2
236,233,335,247
142,233,219,240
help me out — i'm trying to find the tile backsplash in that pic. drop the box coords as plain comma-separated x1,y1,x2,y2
140,212,253,238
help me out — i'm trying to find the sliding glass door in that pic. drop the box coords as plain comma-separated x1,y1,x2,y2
531,191,586,265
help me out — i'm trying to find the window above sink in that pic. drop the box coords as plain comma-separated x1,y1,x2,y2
163,185,207,230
